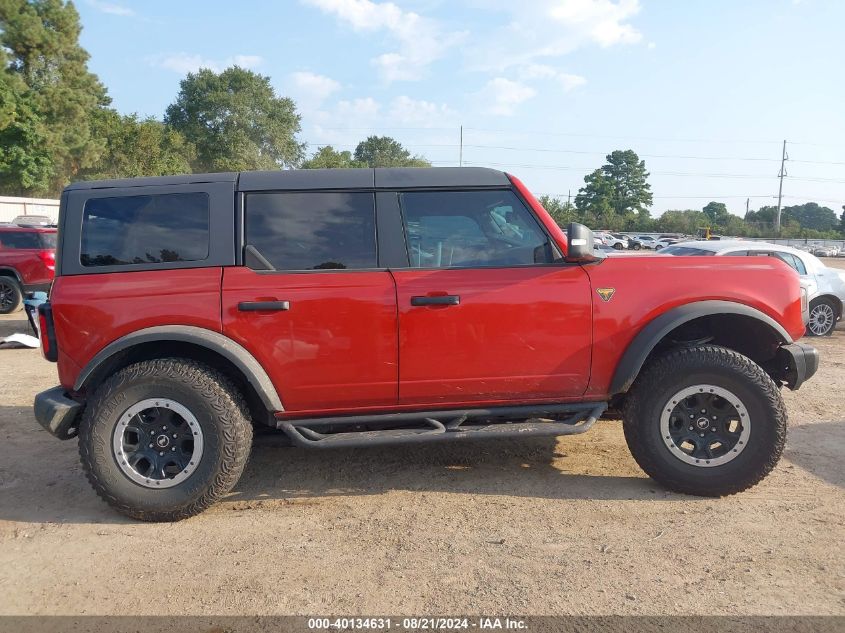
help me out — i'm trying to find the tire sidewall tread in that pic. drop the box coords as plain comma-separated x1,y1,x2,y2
78,358,253,522
623,345,787,497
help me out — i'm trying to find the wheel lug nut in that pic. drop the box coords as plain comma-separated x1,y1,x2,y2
689,426,694,430
711,427,716,432
689,414,694,419
700,409,706,413
699,433,705,437
162,426,166,430
149,443,153,448
150,430,155,435
173,434,177,438
159,451,164,456
712,416,717,420
171,447,176,451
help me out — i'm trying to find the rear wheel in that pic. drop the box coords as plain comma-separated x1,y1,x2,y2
632,243,641,250
0,277,22,314
623,345,786,496
79,358,253,521
807,297,837,336
613,242,624,250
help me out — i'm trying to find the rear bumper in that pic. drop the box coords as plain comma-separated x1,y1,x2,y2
33,386,83,439
776,343,819,390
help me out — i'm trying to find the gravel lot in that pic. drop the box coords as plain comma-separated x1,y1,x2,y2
1,268,843,616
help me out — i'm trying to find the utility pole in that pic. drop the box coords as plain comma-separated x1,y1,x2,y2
745,197,750,219
459,125,463,167
775,139,788,234
567,189,571,207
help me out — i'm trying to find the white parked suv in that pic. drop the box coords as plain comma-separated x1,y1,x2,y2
595,232,629,250
661,240,845,336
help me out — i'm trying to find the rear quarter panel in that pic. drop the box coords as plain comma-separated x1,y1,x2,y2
584,254,805,398
50,268,222,390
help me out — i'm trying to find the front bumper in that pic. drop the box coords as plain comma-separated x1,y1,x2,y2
775,343,819,390
34,386,83,439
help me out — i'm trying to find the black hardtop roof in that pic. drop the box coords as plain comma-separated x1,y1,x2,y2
64,167,510,192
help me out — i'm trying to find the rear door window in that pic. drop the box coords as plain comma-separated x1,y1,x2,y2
81,193,209,267
245,192,377,271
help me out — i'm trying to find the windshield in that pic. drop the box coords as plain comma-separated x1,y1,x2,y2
661,245,716,256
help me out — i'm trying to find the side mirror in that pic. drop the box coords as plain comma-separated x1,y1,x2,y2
565,222,598,262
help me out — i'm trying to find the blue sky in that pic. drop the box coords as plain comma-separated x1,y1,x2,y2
76,0,845,216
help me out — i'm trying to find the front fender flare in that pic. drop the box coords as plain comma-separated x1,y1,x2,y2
609,300,792,395
74,325,284,412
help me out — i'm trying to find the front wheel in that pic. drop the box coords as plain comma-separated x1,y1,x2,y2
613,242,624,250
807,297,837,336
79,358,253,521
632,243,641,250
623,345,786,496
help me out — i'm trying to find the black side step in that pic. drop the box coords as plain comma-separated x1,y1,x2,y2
277,402,607,449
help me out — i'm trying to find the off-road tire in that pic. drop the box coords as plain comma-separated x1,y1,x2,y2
0,276,23,314
806,297,837,337
623,345,786,496
79,358,253,521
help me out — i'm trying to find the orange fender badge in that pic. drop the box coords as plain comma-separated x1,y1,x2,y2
597,288,616,302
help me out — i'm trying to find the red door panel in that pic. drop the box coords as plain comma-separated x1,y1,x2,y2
393,266,592,406
222,267,398,413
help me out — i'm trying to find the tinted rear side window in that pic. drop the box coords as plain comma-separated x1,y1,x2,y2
245,192,377,271
81,193,209,267
39,232,57,249
0,231,42,249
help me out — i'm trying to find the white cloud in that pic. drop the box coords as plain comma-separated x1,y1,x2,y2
288,71,341,108
481,78,537,116
388,96,455,125
465,0,643,71
521,64,586,91
86,0,134,17
153,53,264,74
302,0,465,82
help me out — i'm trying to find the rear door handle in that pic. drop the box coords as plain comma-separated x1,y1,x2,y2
410,295,460,306
238,300,290,312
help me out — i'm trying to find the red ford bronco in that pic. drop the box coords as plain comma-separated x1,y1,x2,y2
33,168,818,521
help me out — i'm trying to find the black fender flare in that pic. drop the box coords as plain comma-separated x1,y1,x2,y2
74,325,284,411
609,300,793,395
0,267,22,282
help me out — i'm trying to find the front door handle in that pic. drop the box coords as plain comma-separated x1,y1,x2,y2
411,295,460,307
238,300,290,312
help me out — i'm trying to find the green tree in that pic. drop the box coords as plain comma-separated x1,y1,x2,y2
353,136,430,168
0,0,110,194
165,66,304,172
80,111,194,180
301,146,365,169
537,195,576,227
657,209,710,234
575,150,652,228
0,77,52,194
782,202,838,232
702,201,729,227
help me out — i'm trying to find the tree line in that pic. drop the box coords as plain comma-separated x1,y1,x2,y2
539,149,845,239
0,0,428,197
1,1,842,239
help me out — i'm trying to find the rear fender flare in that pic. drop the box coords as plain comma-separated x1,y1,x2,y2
610,300,792,395
74,325,284,411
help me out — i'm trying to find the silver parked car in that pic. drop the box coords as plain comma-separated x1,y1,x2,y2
661,240,845,336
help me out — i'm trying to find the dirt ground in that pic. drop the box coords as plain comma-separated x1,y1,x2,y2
1,272,843,616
